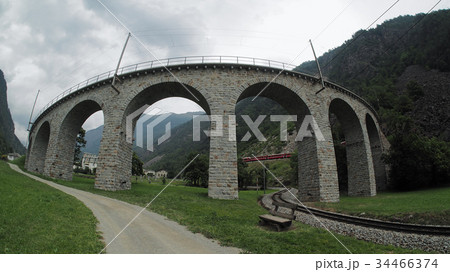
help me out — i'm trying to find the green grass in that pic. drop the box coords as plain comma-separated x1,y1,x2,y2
308,188,450,225
9,155,26,168
50,175,423,253
0,161,104,253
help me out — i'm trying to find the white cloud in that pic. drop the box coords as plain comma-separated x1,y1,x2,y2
1,0,449,142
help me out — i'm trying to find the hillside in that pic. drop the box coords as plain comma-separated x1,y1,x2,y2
82,112,200,156
296,9,450,140
0,69,26,154
83,97,295,176
141,97,295,175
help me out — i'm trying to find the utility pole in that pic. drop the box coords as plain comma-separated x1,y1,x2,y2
263,167,266,194
26,90,40,148
309,39,326,95
111,32,131,93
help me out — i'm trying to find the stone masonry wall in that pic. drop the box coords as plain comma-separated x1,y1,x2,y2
27,64,386,201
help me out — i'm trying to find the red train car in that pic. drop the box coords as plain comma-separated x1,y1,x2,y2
242,153,291,163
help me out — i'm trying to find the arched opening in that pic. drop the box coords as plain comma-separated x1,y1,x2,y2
235,95,295,189
366,114,387,191
73,111,105,177
27,121,50,174
121,82,210,189
236,82,328,201
48,100,103,181
329,116,348,195
329,99,375,196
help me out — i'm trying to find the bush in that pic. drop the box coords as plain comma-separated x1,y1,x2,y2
11,155,26,167
183,153,208,187
384,134,450,190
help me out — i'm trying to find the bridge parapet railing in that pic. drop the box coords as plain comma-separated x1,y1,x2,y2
31,56,379,126
32,56,299,123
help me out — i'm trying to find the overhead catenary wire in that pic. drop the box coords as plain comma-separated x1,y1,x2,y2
95,0,200,102
318,0,401,74
347,0,443,84
251,0,357,100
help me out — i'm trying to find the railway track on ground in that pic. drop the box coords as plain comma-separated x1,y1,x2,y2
270,190,450,236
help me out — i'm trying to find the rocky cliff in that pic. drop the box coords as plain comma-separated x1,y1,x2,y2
0,69,26,154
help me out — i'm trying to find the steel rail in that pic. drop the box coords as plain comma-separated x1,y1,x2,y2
269,190,450,236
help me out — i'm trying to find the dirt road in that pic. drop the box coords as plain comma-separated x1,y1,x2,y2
9,164,240,254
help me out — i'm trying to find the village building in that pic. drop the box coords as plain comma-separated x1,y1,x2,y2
155,170,168,178
7,153,21,161
81,153,98,172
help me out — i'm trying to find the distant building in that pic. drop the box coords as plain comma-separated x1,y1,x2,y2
144,170,156,176
7,153,21,161
155,170,168,178
81,153,98,172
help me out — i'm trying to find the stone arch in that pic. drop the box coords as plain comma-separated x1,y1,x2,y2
95,82,211,191
27,121,50,174
366,113,387,191
329,98,375,196
236,82,310,116
236,82,339,202
123,82,211,119
46,100,103,180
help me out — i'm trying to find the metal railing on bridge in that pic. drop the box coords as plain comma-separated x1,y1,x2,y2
32,56,298,123
31,56,380,128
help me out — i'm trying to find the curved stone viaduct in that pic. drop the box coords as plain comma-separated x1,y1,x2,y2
26,58,388,202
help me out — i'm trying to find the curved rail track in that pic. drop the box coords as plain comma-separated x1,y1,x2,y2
269,189,450,236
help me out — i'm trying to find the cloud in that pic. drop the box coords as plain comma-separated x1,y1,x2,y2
1,0,449,145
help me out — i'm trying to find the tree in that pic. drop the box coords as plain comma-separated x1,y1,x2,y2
381,110,450,190
183,152,209,187
74,128,86,166
289,151,298,185
384,134,450,190
238,158,251,189
132,152,144,176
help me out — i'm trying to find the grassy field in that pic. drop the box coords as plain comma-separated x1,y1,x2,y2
48,175,424,254
0,161,104,253
308,188,450,225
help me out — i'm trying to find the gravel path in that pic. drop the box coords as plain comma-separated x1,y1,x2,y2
261,188,449,253
9,164,240,254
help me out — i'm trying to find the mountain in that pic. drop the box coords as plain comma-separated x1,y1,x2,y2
82,111,204,157
295,9,450,140
139,97,296,175
0,69,26,155
82,97,294,176
83,125,103,155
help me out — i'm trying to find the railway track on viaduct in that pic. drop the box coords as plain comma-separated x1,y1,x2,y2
269,190,450,236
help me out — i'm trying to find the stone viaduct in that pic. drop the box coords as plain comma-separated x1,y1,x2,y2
25,57,388,202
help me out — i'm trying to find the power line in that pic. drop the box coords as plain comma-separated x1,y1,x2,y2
348,0,442,84
312,0,356,42
251,0,357,100
95,0,200,102
318,0,401,73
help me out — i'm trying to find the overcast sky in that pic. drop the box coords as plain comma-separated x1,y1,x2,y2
1,0,449,145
